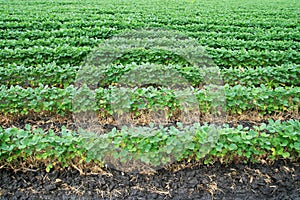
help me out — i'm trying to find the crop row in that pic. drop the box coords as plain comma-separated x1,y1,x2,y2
2,19,298,40
1,34,298,52
0,46,90,66
1,45,298,68
2,0,297,16
175,26,299,42
2,0,298,32
1,63,299,88
1,7,297,28
0,37,103,49
1,4,298,31
207,48,299,68
0,27,117,41
0,84,299,116
1,119,299,171
2,27,299,44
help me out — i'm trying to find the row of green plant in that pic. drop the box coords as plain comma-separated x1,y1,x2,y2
0,37,103,49
2,10,297,27
1,33,298,51
2,27,298,45
2,63,298,88
197,37,299,51
0,46,90,66
0,84,299,115
2,0,297,24
222,64,300,88
0,27,117,41
177,26,299,41
1,13,297,38
207,47,299,68
183,30,299,44
0,63,79,88
1,119,299,171
2,12,297,28
1,45,298,67
1,0,299,69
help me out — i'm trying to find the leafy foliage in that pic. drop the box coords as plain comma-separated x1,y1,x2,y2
1,0,299,68
0,84,299,116
1,63,299,88
0,0,299,171
0,120,299,171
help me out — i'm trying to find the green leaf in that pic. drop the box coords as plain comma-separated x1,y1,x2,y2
228,143,237,151
46,163,53,172
282,152,290,158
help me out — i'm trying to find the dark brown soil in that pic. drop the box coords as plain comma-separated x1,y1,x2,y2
0,160,299,200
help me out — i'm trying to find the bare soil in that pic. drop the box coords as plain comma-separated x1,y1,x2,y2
0,160,299,200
